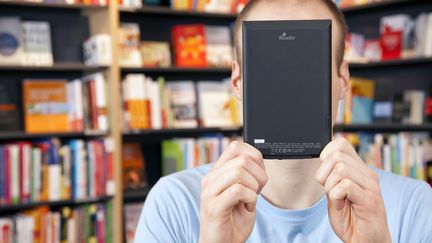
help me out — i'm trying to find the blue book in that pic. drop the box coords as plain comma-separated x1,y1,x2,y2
352,97,373,124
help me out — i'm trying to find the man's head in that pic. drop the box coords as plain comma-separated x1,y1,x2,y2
231,0,350,123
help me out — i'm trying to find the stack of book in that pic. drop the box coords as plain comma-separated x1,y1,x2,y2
0,72,109,133
0,138,115,205
121,74,242,131
345,12,432,62
0,17,53,67
338,132,432,184
0,202,113,243
161,135,239,175
336,77,432,125
118,23,233,68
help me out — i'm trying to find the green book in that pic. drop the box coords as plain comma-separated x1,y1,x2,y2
161,140,183,176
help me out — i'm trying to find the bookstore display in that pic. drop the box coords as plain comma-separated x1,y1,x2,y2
1,0,432,242
121,74,241,131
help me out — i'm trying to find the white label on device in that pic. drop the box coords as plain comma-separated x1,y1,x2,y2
254,139,265,144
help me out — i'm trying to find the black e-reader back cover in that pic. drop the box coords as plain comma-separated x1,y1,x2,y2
243,20,332,159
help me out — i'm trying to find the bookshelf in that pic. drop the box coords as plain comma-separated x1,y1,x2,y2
0,63,108,72
334,124,432,133
0,0,107,10
0,196,113,214
349,57,432,69
120,5,237,19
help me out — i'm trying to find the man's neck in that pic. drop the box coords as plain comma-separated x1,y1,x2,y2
260,158,325,210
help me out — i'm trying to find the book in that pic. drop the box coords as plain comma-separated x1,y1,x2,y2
82,73,109,132
140,41,171,68
380,14,413,60
22,80,69,133
119,23,143,67
166,81,198,128
0,17,22,65
21,21,53,66
344,77,375,124
0,80,22,131
121,143,147,190
67,79,84,132
84,34,112,66
204,26,233,67
197,81,232,127
172,24,208,68
162,136,234,175
124,203,143,243
122,74,152,130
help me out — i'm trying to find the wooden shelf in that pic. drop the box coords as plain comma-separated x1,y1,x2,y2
121,66,231,74
123,127,242,141
123,188,151,202
0,196,113,213
0,131,108,140
334,124,432,132
0,63,109,72
0,1,107,10
120,5,237,19
341,0,426,14
348,57,432,69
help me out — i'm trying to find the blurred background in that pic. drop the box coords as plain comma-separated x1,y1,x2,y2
0,0,431,242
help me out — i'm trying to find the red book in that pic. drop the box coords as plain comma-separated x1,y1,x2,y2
87,80,99,130
4,147,11,204
380,27,402,60
172,24,208,67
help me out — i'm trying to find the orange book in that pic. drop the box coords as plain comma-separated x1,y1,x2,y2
23,80,69,133
122,143,147,189
172,24,208,67
23,206,50,243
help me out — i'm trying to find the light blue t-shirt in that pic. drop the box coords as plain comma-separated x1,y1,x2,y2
135,164,432,243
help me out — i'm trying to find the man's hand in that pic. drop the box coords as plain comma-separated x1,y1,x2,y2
316,137,392,243
199,141,267,243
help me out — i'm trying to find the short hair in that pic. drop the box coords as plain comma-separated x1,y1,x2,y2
233,0,347,69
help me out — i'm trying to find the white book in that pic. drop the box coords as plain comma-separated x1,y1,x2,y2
49,163,61,201
415,13,428,57
383,144,392,173
150,79,162,129
31,147,41,202
9,145,20,204
67,216,76,243
0,17,22,65
21,21,53,66
197,81,232,127
425,13,432,57
166,81,198,128
87,142,95,198
93,73,109,131
67,80,84,132
84,34,112,66
21,143,32,202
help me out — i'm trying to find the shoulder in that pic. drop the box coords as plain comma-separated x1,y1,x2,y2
373,168,432,242
134,164,212,243
374,168,432,204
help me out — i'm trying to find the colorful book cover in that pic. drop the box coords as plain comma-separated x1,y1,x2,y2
23,80,69,133
122,143,146,189
172,24,208,67
140,41,171,68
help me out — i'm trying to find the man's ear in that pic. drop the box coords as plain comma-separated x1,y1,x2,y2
231,60,242,101
338,60,350,100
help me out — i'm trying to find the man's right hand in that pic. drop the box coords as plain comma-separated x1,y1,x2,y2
199,141,268,243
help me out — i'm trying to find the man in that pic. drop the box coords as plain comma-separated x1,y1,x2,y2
135,0,432,242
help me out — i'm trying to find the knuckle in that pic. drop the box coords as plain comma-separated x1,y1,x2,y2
332,151,344,161
335,163,346,176
230,140,242,150
341,179,352,190
231,183,243,195
237,155,249,166
232,166,244,178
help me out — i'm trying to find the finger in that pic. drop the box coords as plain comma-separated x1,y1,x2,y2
320,137,361,161
214,183,258,213
316,152,373,188
214,141,263,168
206,166,259,197
206,155,268,192
322,162,375,192
328,179,366,210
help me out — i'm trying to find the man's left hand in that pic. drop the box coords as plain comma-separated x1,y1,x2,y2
315,137,392,243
